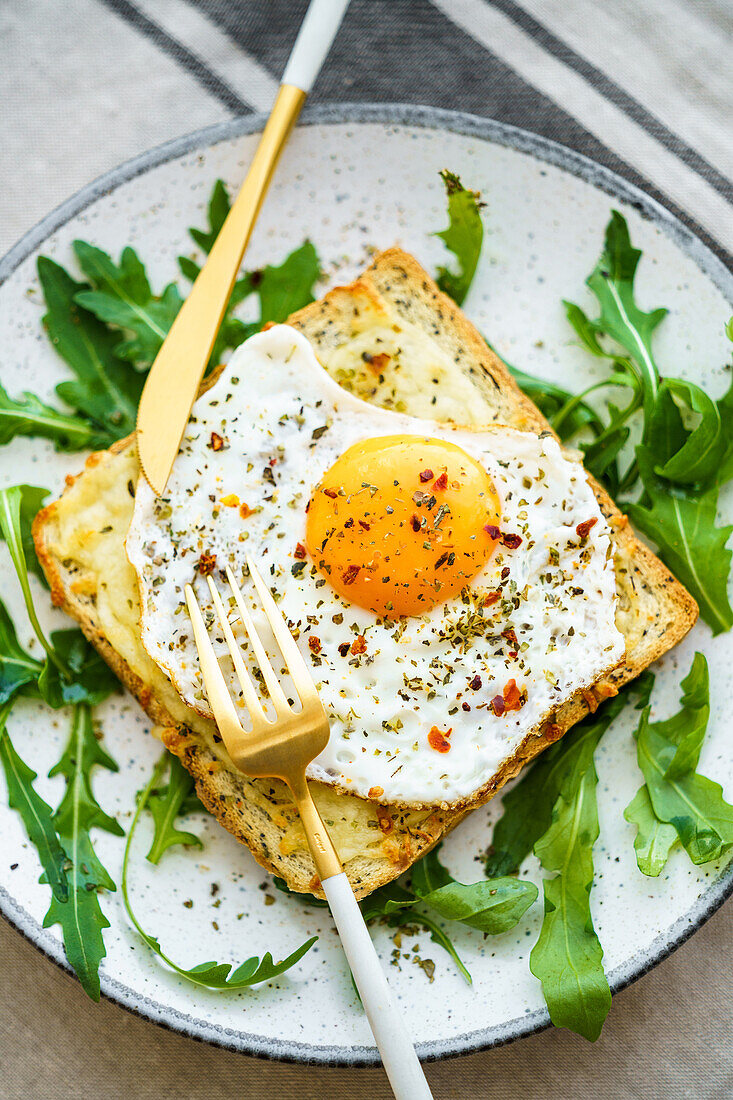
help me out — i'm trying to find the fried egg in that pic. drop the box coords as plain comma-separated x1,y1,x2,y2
127,325,624,807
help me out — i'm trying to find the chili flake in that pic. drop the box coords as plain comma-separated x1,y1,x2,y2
338,642,351,657
484,524,501,540
576,517,598,539
343,564,361,585
350,635,367,655
308,636,321,654
294,543,307,560
196,552,217,576
433,471,448,490
502,532,523,549
468,674,482,690
419,468,434,483
208,432,224,451
503,679,523,712
323,487,338,499
427,726,452,753
368,786,384,799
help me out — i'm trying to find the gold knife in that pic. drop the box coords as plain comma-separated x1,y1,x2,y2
136,0,351,495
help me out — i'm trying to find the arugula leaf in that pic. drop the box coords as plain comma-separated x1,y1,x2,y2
38,629,119,709
412,848,537,934
359,881,417,922
37,256,143,443
49,704,123,891
653,379,725,486
529,757,611,1041
145,753,203,864
0,700,68,901
0,600,43,704
188,178,231,255
0,701,116,1000
73,242,183,367
435,170,484,306
0,384,101,453
121,755,316,988
0,485,65,675
0,484,49,583
40,705,120,1001
565,210,665,425
631,654,733,865
485,692,628,877
628,447,733,634
624,786,678,877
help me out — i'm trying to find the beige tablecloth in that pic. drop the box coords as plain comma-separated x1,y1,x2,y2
2,1,731,1096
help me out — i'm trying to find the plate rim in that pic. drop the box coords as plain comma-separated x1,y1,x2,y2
1,102,732,1066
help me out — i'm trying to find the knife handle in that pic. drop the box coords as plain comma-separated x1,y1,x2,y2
282,0,351,92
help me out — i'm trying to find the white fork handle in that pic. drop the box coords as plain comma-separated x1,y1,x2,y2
322,873,434,1099
281,0,351,93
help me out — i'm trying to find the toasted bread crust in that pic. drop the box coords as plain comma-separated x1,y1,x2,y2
33,248,697,896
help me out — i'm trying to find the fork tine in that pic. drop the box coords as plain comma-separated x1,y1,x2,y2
218,572,290,714
184,584,254,731
241,557,320,704
205,576,269,726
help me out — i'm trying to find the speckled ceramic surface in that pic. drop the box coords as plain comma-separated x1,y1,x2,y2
0,106,731,1064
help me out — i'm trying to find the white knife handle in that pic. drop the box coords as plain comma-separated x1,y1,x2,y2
322,873,434,1100
281,0,351,93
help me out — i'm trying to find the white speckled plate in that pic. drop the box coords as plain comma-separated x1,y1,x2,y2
1,106,731,1064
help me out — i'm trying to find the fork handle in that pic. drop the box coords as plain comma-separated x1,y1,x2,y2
322,873,434,1100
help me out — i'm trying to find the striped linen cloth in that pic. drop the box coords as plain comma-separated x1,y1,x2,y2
1,3,732,1098
2,0,731,260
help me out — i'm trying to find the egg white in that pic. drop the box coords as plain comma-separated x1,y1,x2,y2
127,325,624,807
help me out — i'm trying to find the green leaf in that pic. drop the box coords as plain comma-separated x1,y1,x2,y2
0,599,43,704
255,240,321,325
0,484,49,583
121,756,316,989
46,703,120,1002
569,210,666,425
359,880,417,922
49,704,123,893
411,846,537,934
628,446,733,634
37,255,143,443
0,700,68,901
506,363,605,440
145,754,203,864
38,629,119,709
0,384,101,452
0,701,114,1001
189,178,231,253
74,241,183,367
654,379,725,485
43,886,110,1001
654,652,709,779
0,486,63,673
529,760,611,1041
624,786,678,876
435,170,484,305
485,691,629,877
632,655,733,865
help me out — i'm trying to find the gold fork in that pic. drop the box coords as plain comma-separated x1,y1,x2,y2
185,558,433,1100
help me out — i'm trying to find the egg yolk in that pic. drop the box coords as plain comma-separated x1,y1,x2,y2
305,435,501,617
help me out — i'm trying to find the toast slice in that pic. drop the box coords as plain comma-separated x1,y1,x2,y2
33,248,697,898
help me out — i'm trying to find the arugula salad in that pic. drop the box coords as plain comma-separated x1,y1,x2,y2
1,171,732,1042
